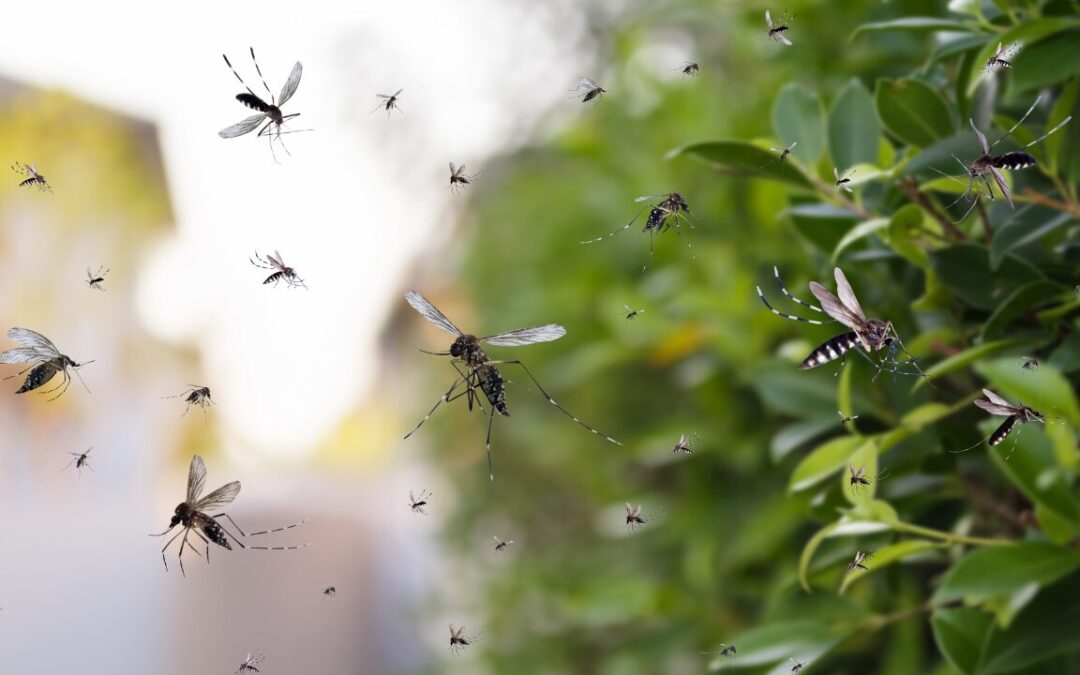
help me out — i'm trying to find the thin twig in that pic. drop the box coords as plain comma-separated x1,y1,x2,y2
897,177,968,242
1021,188,1080,216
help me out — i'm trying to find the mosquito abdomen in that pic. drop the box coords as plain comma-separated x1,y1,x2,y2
799,332,860,370
992,152,1037,170
989,416,1018,446
236,93,270,113
16,362,59,393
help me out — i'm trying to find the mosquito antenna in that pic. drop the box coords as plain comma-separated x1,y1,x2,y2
990,96,1041,150
249,47,276,104
418,348,453,356
222,54,258,99
1018,115,1073,150
72,361,94,394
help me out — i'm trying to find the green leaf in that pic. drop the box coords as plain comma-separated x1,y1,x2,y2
990,212,1074,271
933,543,1080,608
851,17,973,39
885,204,929,268
929,245,1045,311
979,281,1063,340
786,203,860,254
932,607,994,675
798,517,891,591
707,619,849,671
874,78,955,148
915,338,1029,389
979,575,1080,673
1008,29,1080,95
770,418,837,463
964,18,1080,96
667,140,814,189
832,218,889,262
840,540,942,594
827,79,881,170
1049,333,1080,373
789,436,865,492
772,83,825,166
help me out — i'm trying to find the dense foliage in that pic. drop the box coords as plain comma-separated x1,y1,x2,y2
413,1,1080,673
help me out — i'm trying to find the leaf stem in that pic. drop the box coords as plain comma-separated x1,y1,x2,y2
892,520,1013,547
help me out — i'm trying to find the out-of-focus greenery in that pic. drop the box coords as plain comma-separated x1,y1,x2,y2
408,1,1080,673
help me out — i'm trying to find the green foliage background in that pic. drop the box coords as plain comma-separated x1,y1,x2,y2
410,1,1080,673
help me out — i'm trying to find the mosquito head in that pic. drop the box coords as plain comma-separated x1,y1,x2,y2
862,319,891,350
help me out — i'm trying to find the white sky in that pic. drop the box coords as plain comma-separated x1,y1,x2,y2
0,0,591,461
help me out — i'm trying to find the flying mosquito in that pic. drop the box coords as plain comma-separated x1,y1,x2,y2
250,250,307,288
952,389,1045,457
572,77,606,103
164,385,214,418
1020,356,1039,372
672,433,697,455
985,41,1022,73
838,411,859,426
847,550,872,572
63,447,94,476
0,327,92,400
404,291,620,483
580,192,693,272
322,586,337,597
762,141,798,174
848,464,887,494
789,657,806,672
409,489,431,514
11,161,51,192
448,162,477,194
834,167,854,192
625,502,647,532
373,88,404,115
150,455,308,576
624,305,645,320
701,644,737,658
756,267,925,378
219,48,305,163
679,62,700,77
449,625,473,655
935,96,1072,222
765,10,794,45
493,536,514,551
85,266,109,291
236,652,265,674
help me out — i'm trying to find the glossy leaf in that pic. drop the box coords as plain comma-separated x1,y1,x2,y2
828,79,881,170
874,78,955,148
667,140,814,189
772,83,825,165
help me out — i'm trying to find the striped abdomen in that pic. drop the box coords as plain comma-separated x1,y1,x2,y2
800,332,860,370
236,93,271,113
989,416,1017,446
476,365,509,416
992,152,1036,170
16,361,60,393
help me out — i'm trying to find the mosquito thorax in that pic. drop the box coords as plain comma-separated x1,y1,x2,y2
864,319,890,349
450,335,483,361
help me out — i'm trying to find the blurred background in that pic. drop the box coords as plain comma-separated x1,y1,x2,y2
2,0,1075,674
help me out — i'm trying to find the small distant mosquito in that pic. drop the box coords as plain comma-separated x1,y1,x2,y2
762,141,797,173
581,192,693,272
449,624,473,655
236,652,265,673
1020,356,1039,372
848,464,887,494
847,550,872,572
765,10,794,45
219,47,305,163
63,447,94,476
572,77,606,103
448,162,477,194
625,502,647,532
373,88,404,115
624,305,645,320
250,250,307,288
672,433,697,455
493,536,514,551
150,455,308,576
838,411,859,426
985,41,1022,73
834,167,854,192
164,385,214,418
701,644,737,658
789,657,806,672
679,62,700,77
322,586,336,598
404,292,620,482
952,388,1045,457
409,489,431,514
86,266,109,291
11,161,51,192
0,327,92,400
935,96,1072,222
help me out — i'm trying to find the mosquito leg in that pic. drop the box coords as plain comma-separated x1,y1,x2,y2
772,266,829,316
159,527,184,571
403,375,467,439
178,529,193,577
248,47,275,104
579,207,647,245
214,513,248,537
247,519,308,536
484,401,498,484
222,53,259,99
756,286,831,325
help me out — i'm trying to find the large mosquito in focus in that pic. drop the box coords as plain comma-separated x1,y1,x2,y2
164,385,214,419
373,88,404,115
573,77,606,103
0,327,92,400
150,455,307,576
935,96,1072,222
11,161,51,192
403,291,620,483
250,250,307,288
756,267,925,378
580,192,693,272
952,389,1045,458
765,10,794,45
985,41,1022,73
219,48,305,163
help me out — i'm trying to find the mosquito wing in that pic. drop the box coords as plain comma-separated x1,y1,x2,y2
808,282,861,329
832,268,867,323
187,454,209,503
449,162,462,178
219,113,267,139
481,324,566,346
975,398,1018,416
634,194,668,203
777,33,792,46
268,250,287,270
765,10,773,28
982,388,1018,409
577,77,599,91
194,480,241,511
969,118,990,155
277,61,303,106
989,167,1013,207
5,327,61,358
0,347,47,364
405,291,464,336
393,88,404,97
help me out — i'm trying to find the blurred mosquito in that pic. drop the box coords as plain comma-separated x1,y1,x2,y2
63,447,94,476
761,141,797,175
250,250,306,288
86,266,109,291
404,291,620,483
765,10,794,45
985,41,1022,73
373,88,404,115
838,411,859,426
789,658,806,672
756,267,926,379
150,455,308,576
847,550,872,572
951,389,1045,459
236,652,265,673
834,167,854,192
219,48,305,163
409,489,431,514
572,77,606,103
1020,356,1039,372
11,161,51,192
701,644,737,658
672,433,697,455
679,62,700,77
581,192,693,272
625,502,647,532
624,305,645,320
448,162,477,194
493,536,514,551
0,327,92,400
934,96,1072,222
848,464,887,494
164,385,214,419
322,586,336,597
449,624,474,655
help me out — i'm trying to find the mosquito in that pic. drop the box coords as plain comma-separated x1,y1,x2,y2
1020,356,1039,372
985,41,1022,73
580,192,693,272
85,266,109,291
219,48,305,163
756,267,925,378
701,644,737,658
11,161,51,192
951,389,1045,458
149,455,308,576
789,657,806,672
834,167,854,192
761,141,798,174
447,162,477,194
373,88,404,115
493,536,514,551
624,305,645,320
409,489,431,514
679,62,700,77
322,586,336,597
936,96,1072,222
573,77,606,103
449,624,474,655
63,447,94,476
0,327,92,400
847,550,872,573
848,464,887,494
765,10,794,45
838,411,859,426
164,385,214,419
236,652,265,673
250,250,307,288
404,291,620,483
625,502,647,532
672,433,697,455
